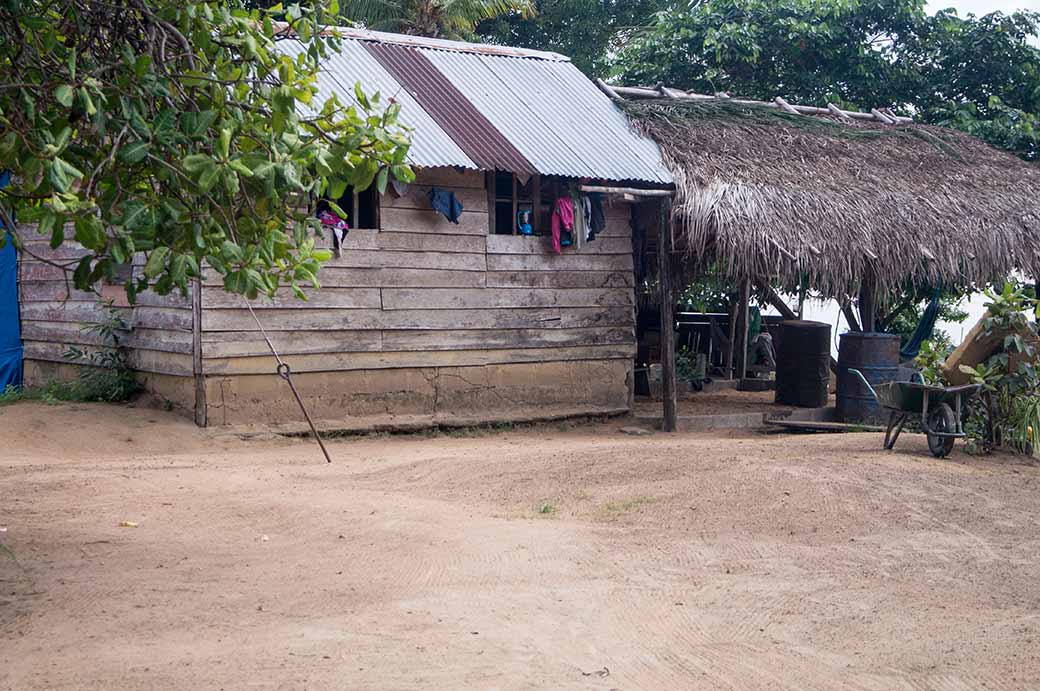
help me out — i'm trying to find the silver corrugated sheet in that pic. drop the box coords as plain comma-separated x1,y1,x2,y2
276,35,672,184
427,51,671,183
277,39,477,170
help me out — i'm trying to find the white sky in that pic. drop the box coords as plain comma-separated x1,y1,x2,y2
929,0,1040,45
928,0,1039,14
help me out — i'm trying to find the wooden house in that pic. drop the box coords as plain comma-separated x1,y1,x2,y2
16,29,674,429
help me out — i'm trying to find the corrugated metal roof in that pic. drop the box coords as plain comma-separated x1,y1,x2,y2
364,44,535,173
278,39,477,170
427,51,671,183
276,32,672,184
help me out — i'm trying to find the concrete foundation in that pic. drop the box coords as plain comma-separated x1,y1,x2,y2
203,359,633,428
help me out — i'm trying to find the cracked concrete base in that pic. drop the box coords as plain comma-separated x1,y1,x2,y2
203,359,632,428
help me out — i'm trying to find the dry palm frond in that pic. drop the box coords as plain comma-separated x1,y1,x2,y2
623,99,1040,298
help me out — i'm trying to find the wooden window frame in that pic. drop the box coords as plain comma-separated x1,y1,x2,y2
489,171,541,236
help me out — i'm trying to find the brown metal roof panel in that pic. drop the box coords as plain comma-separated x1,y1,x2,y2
365,43,535,174
276,39,477,170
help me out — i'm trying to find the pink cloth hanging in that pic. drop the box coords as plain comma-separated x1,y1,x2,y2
551,197,574,254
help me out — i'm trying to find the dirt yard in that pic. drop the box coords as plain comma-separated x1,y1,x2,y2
3,402,1040,689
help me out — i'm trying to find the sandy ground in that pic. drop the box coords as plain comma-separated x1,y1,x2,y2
3,402,1040,690
633,389,792,417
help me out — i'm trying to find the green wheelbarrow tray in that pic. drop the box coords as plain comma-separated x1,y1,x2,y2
848,368,982,459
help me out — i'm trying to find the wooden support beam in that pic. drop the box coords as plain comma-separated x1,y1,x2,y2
531,173,541,235
191,279,207,427
757,280,796,321
774,96,799,115
725,292,738,379
827,103,851,120
842,301,862,333
511,174,518,236
595,78,622,101
859,270,877,332
735,279,751,381
658,197,678,433
870,108,895,125
486,171,496,235
605,85,915,124
579,185,673,198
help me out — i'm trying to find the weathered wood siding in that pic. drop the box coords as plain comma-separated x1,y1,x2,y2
14,169,639,426
201,168,638,425
16,228,195,385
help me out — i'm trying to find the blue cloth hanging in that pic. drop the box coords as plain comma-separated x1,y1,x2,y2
428,187,463,224
0,170,22,390
899,287,942,361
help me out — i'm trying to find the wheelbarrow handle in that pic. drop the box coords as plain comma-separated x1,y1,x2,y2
848,368,879,402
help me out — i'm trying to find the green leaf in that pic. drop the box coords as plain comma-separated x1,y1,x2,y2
72,256,92,291
328,178,348,200
118,141,150,164
73,216,106,250
391,164,415,183
326,200,348,219
54,85,74,108
143,247,170,279
197,165,221,193
182,154,213,173
77,87,96,116
217,128,231,160
47,158,84,193
39,211,62,249
375,166,389,195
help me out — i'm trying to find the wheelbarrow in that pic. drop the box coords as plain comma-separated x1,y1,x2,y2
848,369,981,458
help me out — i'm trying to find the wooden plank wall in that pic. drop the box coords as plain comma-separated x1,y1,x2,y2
16,228,195,379
200,168,638,378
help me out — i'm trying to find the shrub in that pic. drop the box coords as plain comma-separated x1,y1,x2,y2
958,282,1040,456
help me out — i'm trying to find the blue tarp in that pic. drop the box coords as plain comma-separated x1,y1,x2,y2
0,170,22,390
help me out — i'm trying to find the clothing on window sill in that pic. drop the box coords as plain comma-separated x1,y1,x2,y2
428,187,464,224
570,190,586,248
580,195,593,241
318,209,350,245
587,192,606,240
551,196,575,254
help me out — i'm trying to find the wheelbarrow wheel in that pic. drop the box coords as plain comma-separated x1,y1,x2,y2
927,402,956,458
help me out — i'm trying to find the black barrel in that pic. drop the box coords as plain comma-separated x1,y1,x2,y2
775,320,831,408
836,332,900,424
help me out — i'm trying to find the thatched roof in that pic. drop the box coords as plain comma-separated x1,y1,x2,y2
618,95,1040,298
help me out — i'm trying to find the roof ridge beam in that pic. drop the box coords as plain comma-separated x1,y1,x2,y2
606,85,914,125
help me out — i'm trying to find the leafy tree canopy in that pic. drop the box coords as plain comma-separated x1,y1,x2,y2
613,0,1040,160
340,0,533,39
0,0,413,301
476,0,669,77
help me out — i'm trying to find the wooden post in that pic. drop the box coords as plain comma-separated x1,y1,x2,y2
859,269,877,333
735,279,751,381
486,171,496,234
511,174,518,235
531,173,541,234
658,198,678,433
841,301,862,333
191,279,207,427
724,295,738,379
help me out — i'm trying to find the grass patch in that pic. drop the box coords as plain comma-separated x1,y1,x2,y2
537,501,557,516
0,384,22,406
601,496,657,517
0,375,139,407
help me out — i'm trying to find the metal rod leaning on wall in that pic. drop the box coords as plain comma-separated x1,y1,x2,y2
244,300,333,464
